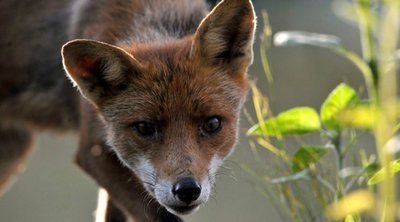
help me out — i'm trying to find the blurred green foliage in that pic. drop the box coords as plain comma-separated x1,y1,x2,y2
247,0,400,221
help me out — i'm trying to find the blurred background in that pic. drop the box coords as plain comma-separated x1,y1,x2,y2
0,0,368,221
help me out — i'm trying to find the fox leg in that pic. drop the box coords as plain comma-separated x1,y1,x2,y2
0,126,33,195
104,198,128,222
94,188,128,222
100,191,181,222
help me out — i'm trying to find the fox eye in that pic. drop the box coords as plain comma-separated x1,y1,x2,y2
201,116,222,135
132,122,158,137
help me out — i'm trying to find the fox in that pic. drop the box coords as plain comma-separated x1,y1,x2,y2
0,0,256,221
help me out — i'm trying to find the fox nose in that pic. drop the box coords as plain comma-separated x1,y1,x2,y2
172,177,201,204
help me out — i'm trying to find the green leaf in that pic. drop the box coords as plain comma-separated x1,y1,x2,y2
344,214,356,222
336,105,375,129
274,31,341,48
292,146,329,173
320,83,359,131
271,169,311,184
363,162,380,178
368,159,400,185
247,107,321,136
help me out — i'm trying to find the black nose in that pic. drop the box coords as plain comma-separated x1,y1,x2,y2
172,177,201,204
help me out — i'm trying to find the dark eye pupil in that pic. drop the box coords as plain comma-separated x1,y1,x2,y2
203,117,221,133
134,122,157,136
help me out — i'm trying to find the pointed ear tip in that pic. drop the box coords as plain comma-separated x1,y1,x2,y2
218,0,256,16
228,0,255,6
61,39,101,59
61,40,93,67
61,40,83,57
61,45,72,59
62,39,100,49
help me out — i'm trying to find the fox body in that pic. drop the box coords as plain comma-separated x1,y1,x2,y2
0,0,255,221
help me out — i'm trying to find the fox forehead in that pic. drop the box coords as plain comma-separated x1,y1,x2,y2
100,39,248,124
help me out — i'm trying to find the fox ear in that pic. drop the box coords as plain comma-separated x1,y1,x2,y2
62,39,141,106
191,0,256,72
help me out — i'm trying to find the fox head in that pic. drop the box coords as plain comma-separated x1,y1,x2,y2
62,0,255,215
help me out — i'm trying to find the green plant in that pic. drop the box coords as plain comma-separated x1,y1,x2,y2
247,1,399,221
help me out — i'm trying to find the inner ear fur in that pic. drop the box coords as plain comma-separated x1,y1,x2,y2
62,39,142,105
191,0,256,70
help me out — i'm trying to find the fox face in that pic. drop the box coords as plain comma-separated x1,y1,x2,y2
62,0,255,215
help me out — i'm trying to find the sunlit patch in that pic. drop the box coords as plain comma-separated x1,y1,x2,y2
325,190,375,220
94,188,109,222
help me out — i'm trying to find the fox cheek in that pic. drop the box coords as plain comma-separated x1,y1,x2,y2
132,157,157,193
205,154,224,187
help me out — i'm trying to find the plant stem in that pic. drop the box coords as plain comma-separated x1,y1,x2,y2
332,132,345,199
316,175,336,194
375,0,400,220
335,134,344,171
260,10,273,83
334,47,374,100
356,0,379,100
361,0,400,220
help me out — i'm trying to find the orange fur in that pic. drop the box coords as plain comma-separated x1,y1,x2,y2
0,0,256,221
